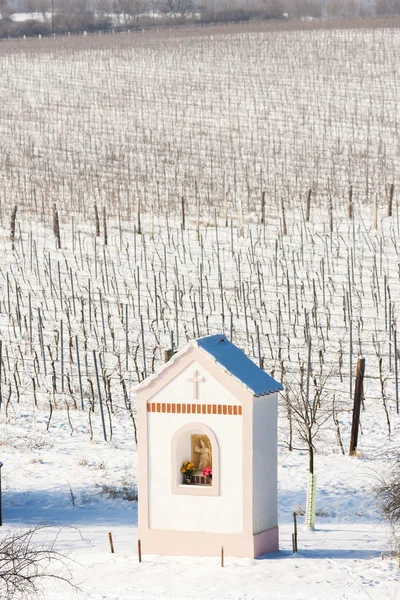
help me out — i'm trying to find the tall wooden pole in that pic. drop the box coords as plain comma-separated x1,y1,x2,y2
349,357,365,455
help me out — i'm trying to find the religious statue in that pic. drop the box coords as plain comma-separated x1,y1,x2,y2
191,435,212,471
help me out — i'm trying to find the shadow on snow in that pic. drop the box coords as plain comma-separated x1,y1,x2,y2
2,487,138,527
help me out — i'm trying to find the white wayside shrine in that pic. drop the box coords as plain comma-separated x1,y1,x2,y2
135,334,283,558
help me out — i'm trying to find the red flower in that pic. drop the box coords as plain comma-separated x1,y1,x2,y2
202,466,212,478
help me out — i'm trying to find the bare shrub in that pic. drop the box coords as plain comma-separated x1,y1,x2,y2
113,0,149,23
374,449,400,550
9,436,54,452
0,19,50,38
155,0,198,18
0,526,76,600
93,460,106,470
95,482,138,501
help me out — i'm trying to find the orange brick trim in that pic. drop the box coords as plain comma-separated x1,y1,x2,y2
147,403,242,415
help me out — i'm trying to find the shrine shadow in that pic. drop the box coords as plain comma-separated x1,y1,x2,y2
256,548,381,561
2,488,138,527
294,548,381,560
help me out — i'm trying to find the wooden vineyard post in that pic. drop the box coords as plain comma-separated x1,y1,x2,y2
328,196,333,234
221,546,224,567
373,194,378,230
136,198,141,235
10,205,17,250
52,203,61,249
388,183,394,217
292,511,298,553
108,532,114,553
37,308,47,376
281,196,287,236
56,205,61,249
75,335,84,410
103,207,108,246
138,539,142,563
305,188,311,222
99,289,107,352
261,191,265,225
305,473,317,529
181,196,185,230
349,357,365,455
93,350,107,442
348,185,353,219
94,203,100,236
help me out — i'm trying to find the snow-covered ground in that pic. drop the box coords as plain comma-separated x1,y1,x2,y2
2,390,399,599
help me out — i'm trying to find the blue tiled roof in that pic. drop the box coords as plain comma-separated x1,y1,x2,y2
195,334,283,396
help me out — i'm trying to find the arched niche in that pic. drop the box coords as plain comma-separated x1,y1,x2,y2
171,422,220,496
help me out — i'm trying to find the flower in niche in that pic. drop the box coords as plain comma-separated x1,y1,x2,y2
202,466,212,479
181,461,195,475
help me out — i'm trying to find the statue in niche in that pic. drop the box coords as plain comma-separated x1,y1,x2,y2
191,435,212,471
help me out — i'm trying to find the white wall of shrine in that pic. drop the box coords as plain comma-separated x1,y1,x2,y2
147,360,243,534
252,393,278,534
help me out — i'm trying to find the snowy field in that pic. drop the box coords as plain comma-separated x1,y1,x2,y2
2,392,399,600
0,22,400,600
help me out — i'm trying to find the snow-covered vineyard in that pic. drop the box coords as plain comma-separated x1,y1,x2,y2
0,22,399,600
